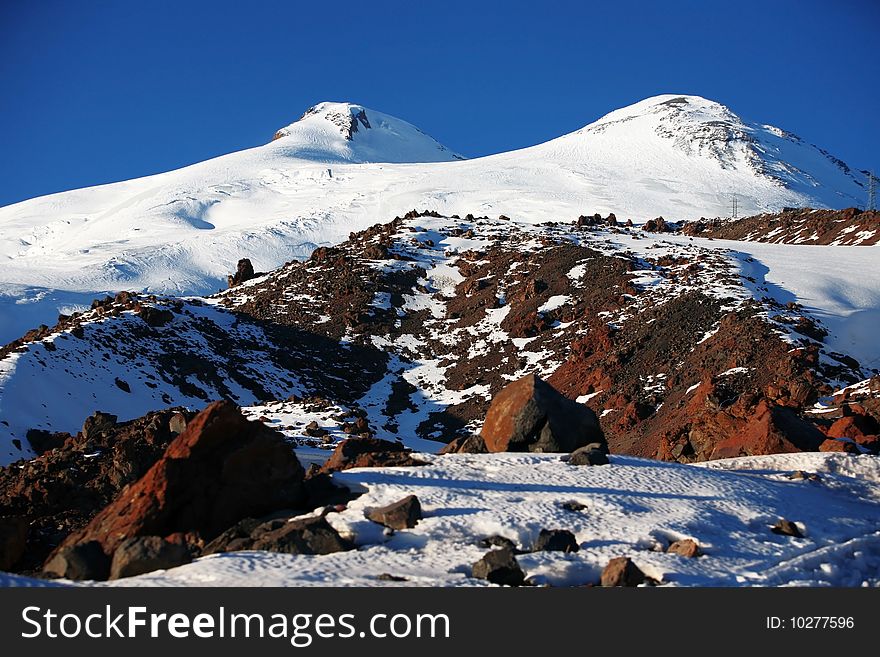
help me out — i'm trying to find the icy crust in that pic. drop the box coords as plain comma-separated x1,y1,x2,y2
3,452,876,588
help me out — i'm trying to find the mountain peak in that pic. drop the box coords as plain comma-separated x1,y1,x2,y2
571,93,863,197
270,102,464,164
274,102,373,142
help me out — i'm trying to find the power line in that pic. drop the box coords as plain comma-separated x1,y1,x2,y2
731,195,738,219
868,170,876,211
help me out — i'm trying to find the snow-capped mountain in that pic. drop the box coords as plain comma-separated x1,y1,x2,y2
270,101,464,163
0,94,867,344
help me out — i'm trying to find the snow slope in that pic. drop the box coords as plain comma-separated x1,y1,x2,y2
3,451,878,587
0,95,867,344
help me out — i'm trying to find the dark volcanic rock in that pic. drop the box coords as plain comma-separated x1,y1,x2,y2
24,429,69,456
569,443,610,466
472,547,525,586
203,514,352,556
481,374,605,453
438,434,487,454
320,437,425,473
227,258,256,288
43,541,110,581
55,401,306,556
478,535,519,551
533,529,579,553
365,495,422,530
0,516,28,570
81,411,118,442
771,519,803,538
110,536,191,580
600,556,645,587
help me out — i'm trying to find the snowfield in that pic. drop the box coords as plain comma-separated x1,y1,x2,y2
3,451,878,587
0,94,867,344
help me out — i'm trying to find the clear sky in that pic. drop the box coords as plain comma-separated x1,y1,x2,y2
1,0,877,207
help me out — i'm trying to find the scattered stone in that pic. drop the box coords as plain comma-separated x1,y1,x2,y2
203,515,352,556
43,541,110,581
600,556,645,587
569,443,610,466
534,529,579,553
438,434,487,454
136,305,174,327
481,374,605,453
478,535,518,551
771,519,804,538
472,547,525,586
377,573,408,582
109,536,191,580
787,470,821,482
667,538,701,558
320,437,425,473
366,495,422,530
561,501,588,512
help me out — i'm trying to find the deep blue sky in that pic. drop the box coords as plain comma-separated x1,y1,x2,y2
1,0,878,207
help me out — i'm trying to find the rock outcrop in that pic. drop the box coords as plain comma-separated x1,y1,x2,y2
55,401,306,557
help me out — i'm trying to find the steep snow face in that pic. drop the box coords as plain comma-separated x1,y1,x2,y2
270,102,464,164
0,95,867,343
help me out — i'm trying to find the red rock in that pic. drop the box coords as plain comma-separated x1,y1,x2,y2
481,374,605,453
828,414,878,442
667,538,701,558
54,401,305,556
818,438,860,454
601,556,645,586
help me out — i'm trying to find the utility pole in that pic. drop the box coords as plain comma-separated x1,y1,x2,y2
868,170,876,211
731,195,738,219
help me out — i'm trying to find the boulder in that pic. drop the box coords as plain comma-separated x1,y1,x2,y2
438,434,487,454
227,258,255,288
54,401,306,556
569,443,610,466
481,374,605,453
667,538,701,558
472,548,525,586
43,541,110,581
771,519,803,538
600,556,645,587
25,429,69,455
251,516,352,554
321,437,425,473
81,411,118,442
365,495,422,530
478,535,519,551
533,529,579,553
110,536,191,580
0,516,28,570
136,305,174,327
203,515,352,556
